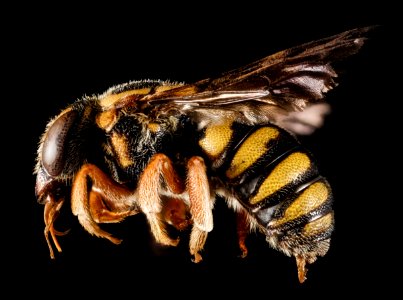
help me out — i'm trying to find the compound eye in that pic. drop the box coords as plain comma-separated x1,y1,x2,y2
42,109,77,176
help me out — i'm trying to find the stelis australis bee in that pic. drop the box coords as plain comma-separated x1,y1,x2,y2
35,26,374,283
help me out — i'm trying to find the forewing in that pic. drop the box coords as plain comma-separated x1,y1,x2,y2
145,26,375,133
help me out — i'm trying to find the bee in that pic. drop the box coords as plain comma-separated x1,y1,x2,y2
35,26,374,283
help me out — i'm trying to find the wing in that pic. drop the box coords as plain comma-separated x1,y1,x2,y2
144,26,375,134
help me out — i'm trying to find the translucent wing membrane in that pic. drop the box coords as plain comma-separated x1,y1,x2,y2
146,26,375,133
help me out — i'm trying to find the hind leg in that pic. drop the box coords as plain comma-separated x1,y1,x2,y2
186,156,215,262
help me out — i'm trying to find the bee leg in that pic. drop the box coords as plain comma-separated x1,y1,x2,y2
71,164,137,244
236,209,249,258
186,156,214,263
136,153,185,247
89,190,139,223
295,246,328,283
44,195,69,259
189,227,208,263
296,255,308,283
160,196,192,231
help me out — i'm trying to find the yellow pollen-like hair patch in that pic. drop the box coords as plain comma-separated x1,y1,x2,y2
110,132,133,168
96,110,117,131
154,84,184,93
249,152,311,205
147,123,160,133
99,89,151,108
226,127,279,179
271,181,329,226
199,120,233,159
303,212,333,236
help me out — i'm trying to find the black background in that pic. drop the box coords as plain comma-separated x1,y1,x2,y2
8,4,396,297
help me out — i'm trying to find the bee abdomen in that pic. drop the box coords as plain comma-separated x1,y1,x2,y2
246,159,334,258
198,121,334,258
264,177,334,259
198,121,334,253
237,150,320,208
266,177,333,233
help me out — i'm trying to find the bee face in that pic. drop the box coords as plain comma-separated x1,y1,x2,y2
35,109,77,203
34,27,375,283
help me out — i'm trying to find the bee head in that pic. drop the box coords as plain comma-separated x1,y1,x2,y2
35,108,78,203
35,98,102,203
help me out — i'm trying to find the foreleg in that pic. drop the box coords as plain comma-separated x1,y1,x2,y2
71,163,138,244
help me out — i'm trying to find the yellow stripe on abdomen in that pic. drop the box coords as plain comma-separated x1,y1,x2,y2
226,127,279,179
199,120,233,159
303,212,334,237
249,152,311,205
270,181,330,226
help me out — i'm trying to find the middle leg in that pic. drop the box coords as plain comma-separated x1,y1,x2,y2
136,153,185,247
